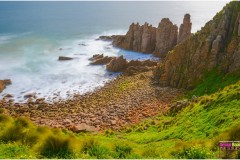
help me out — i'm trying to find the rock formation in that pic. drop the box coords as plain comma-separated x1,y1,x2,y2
154,18,178,57
106,55,158,74
0,79,12,93
110,14,191,58
58,56,73,61
178,14,192,43
154,1,240,89
89,54,114,65
112,23,156,54
88,54,158,75
106,55,128,72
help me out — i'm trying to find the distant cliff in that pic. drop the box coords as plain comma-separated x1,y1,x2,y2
154,1,240,89
112,14,192,58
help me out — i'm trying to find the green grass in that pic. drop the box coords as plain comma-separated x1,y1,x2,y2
0,80,240,158
0,143,36,158
188,70,239,97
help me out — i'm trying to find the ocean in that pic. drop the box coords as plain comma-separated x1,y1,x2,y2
0,1,229,102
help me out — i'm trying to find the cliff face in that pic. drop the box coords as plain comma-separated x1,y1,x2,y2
112,14,191,58
154,1,240,89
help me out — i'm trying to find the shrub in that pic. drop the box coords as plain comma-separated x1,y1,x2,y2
81,138,99,154
173,146,211,159
142,147,159,158
81,138,109,158
0,114,12,123
228,125,240,140
39,135,74,158
0,117,31,143
113,143,132,158
88,145,110,158
0,143,35,158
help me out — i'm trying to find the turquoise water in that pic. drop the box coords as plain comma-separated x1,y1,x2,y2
0,1,229,102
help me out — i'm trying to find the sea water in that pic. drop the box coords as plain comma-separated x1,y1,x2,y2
0,1,229,102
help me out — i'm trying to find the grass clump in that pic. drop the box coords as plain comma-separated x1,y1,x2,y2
172,145,212,159
113,143,132,158
81,138,110,158
39,135,74,158
0,117,33,143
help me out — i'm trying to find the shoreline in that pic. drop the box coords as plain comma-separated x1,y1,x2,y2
0,71,184,132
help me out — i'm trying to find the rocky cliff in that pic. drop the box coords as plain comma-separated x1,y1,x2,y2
154,1,240,89
112,14,191,58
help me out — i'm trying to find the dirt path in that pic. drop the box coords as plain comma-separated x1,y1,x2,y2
0,71,183,132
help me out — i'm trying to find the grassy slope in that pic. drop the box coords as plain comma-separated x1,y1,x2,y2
0,78,240,158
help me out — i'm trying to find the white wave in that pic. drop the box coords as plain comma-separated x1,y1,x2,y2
0,29,155,103
0,32,32,45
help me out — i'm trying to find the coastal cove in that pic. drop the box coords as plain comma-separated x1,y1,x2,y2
0,1,228,103
2,1,240,159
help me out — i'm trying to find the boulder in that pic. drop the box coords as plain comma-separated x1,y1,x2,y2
35,98,45,104
97,36,112,41
89,54,114,65
4,94,13,98
107,55,127,72
24,92,36,99
72,123,97,133
58,56,73,61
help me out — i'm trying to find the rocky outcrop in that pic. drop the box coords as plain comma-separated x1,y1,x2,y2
106,55,158,75
154,18,178,58
106,55,127,72
89,54,158,75
110,15,192,58
154,2,240,89
96,36,113,41
0,79,12,93
178,14,192,43
112,23,156,54
58,56,73,61
89,54,114,65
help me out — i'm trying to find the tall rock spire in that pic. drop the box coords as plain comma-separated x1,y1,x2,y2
178,13,192,44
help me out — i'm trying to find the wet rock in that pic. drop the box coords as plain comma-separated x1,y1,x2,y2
89,54,114,65
0,79,12,93
24,93,36,99
4,94,13,98
58,56,73,61
107,55,127,72
97,36,113,41
35,98,45,104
